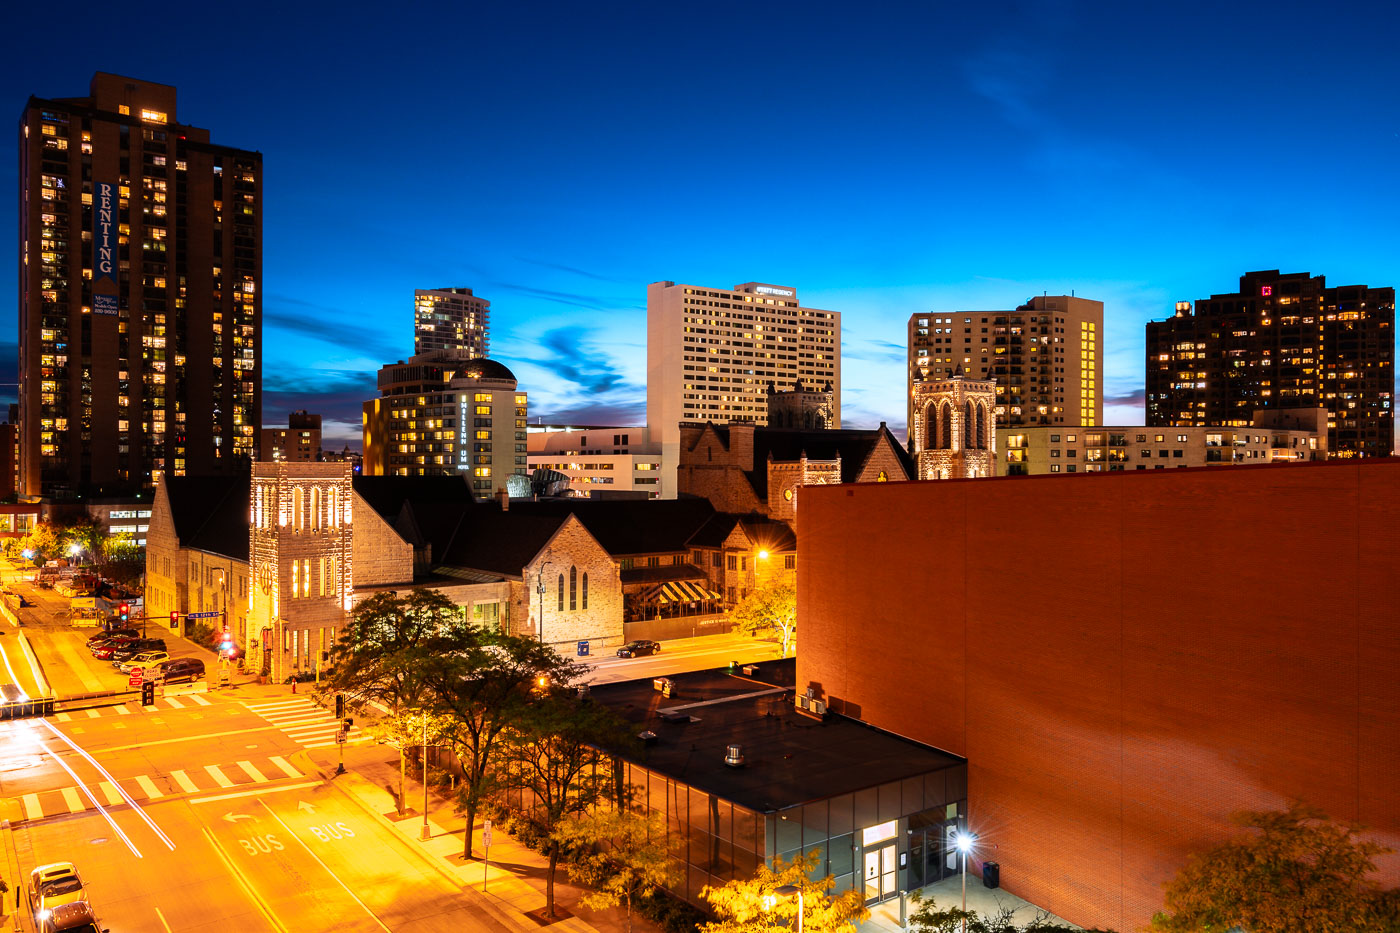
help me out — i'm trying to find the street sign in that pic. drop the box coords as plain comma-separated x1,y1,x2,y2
128,667,143,686
335,730,347,744
482,819,492,847
186,610,222,619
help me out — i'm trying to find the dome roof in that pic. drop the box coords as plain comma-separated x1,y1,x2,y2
452,358,517,384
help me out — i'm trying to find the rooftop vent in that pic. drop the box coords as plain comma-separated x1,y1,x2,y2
639,730,658,746
654,677,674,698
724,744,745,768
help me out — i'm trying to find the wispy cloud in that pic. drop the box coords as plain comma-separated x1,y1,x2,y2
491,282,642,312
1105,388,1145,405
843,337,907,364
264,369,378,437
264,297,401,361
514,257,632,285
531,400,647,426
535,326,635,394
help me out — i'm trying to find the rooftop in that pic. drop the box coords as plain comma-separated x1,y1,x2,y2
589,659,964,813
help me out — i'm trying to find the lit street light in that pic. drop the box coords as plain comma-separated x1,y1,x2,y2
773,883,803,933
956,830,977,933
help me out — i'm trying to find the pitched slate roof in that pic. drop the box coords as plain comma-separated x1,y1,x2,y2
351,475,478,525
434,505,571,578
503,497,716,557
161,476,251,562
696,424,914,499
687,512,797,552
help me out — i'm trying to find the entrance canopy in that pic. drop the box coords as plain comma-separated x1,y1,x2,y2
657,580,721,603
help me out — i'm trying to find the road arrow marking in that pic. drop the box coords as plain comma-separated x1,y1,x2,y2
297,800,316,814
222,811,254,823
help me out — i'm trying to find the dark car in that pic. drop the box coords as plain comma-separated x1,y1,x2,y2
155,657,205,684
616,640,661,658
107,640,164,663
87,631,139,649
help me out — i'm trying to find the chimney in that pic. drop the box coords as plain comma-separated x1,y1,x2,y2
496,487,509,511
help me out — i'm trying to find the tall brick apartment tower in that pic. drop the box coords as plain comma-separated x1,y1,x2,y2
18,73,262,496
1146,270,1394,457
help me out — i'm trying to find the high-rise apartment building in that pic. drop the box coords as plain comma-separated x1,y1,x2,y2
1146,270,1394,457
647,281,841,498
908,295,1102,431
362,353,527,492
414,287,488,357
19,73,261,496
260,410,322,462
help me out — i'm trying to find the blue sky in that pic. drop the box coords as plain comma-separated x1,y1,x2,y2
4,1,1397,446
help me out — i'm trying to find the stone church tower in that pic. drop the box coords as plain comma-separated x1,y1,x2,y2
247,462,354,682
766,381,836,430
911,367,996,479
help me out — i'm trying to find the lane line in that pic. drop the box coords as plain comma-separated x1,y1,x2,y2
268,756,302,778
201,826,290,933
190,780,320,804
22,793,41,820
259,800,392,932
33,735,142,858
155,906,174,933
171,770,199,794
236,760,268,783
61,787,85,812
99,781,123,805
136,775,164,799
205,765,235,788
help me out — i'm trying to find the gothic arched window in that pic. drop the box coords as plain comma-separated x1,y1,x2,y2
964,402,974,448
582,573,589,610
976,403,988,450
328,486,338,527
292,487,304,531
310,487,321,531
557,573,565,611
569,566,578,611
940,403,953,450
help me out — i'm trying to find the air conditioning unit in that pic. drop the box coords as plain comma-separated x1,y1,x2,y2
811,699,827,716
795,694,811,711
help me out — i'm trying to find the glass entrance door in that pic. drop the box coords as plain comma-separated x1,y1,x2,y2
863,843,897,902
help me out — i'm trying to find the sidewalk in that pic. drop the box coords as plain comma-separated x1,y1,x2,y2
305,743,664,933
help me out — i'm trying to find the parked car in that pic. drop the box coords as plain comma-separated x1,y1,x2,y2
87,629,139,647
107,640,166,663
156,657,205,684
88,636,140,656
28,862,93,933
616,640,661,658
117,651,169,673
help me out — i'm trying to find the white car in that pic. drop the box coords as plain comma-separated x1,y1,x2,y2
117,651,169,673
29,862,105,932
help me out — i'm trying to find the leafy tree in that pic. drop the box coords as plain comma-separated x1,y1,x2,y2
97,532,145,588
908,892,1105,933
365,707,452,818
320,589,464,814
496,692,635,918
1151,801,1398,933
700,849,867,933
419,631,581,859
730,580,797,657
18,522,63,564
555,807,678,933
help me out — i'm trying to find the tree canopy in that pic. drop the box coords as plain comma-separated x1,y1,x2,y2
729,579,797,657
555,808,678,933
1151,801,1399,933
700,849,867,933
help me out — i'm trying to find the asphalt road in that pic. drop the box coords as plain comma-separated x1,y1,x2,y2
580,632,784,684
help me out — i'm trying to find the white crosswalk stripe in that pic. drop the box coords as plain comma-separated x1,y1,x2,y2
242,697,367,749
12,753,313,824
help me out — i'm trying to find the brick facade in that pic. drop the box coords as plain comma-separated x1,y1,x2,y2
513,515,623,654
797,461,1400,932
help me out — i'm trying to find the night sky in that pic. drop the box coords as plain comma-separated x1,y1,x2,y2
4,1,1397,446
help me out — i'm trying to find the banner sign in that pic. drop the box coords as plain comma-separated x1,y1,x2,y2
94,181,117,284
93,294,118,316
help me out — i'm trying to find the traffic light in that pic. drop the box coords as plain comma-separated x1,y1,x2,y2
342,717,353,729
334,694,344,719
169,610,179,629
119,602,129,623
141,682,155,706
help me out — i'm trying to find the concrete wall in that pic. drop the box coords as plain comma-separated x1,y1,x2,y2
796,461,1400,932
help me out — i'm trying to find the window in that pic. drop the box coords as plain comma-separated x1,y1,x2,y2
784,555,795,570
582,573,588,610
712,553,721,568
1050,450,1060,458
1050,464,1061,473
292,486,303,530
726,554,738,571
569,566,577,611
310,486,321,531
1067,465,1077,473
1173,449,1184,458
557,574,564,611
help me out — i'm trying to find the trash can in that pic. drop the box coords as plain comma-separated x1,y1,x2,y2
982,861,1000,889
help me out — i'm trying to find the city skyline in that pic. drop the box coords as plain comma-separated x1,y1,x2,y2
4,2,1397,447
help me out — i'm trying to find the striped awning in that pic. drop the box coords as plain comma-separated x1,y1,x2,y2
656,580,721,604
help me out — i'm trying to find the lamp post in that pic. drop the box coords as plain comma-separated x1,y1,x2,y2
420,711,431,841
535,562,551,646
956,831,977,933
774,884,804,933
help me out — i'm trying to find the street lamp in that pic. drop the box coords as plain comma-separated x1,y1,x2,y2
420,712,432,841
535,562,551,646
956,831,977,933
771,884,803,933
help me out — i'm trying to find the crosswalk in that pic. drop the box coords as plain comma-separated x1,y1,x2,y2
16,753,308,822
242,697,368,749
51,693,214,721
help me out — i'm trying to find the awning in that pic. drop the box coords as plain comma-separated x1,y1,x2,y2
656,580,721,603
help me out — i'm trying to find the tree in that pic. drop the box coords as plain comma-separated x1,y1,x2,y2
1151,801,1399,933
96,532,144,588
496,692,635,918
18,522,63,565
908,892,1105,933
701,849,867,933
420,631,581,859
321,589,464,814
730,580,797,657
365,707,452,817
555,808,678,933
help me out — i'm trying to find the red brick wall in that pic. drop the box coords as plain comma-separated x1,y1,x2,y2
796,461,1400,932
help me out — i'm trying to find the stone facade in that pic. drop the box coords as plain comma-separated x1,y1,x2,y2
247,463,354,682
352,495,414,587
512,515,623,655
766,382,835,429
766,457,840,523
144,480,250,643
912,371,997,479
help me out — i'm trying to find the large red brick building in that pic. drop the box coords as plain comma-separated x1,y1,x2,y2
797,460,1400,931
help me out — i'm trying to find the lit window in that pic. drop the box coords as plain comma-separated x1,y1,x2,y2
140,109,168,124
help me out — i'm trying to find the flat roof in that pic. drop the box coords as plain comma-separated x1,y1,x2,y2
589,659,964,814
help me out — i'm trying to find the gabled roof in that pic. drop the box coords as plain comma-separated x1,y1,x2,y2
161,476,250,562
747,426,915,497
435,506,571,578
351,475,478,525
504,497,716,557
687,512,797,552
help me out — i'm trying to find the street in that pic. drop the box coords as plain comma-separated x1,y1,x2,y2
0,565,783,932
